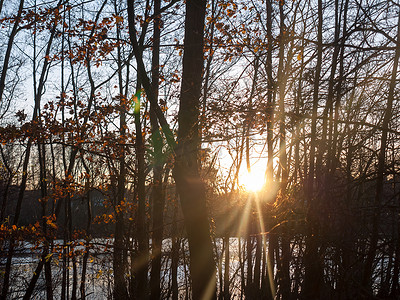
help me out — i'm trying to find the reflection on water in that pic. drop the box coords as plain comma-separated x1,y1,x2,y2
0,238,248,299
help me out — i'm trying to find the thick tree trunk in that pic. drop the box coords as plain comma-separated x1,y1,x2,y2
173,1,216,299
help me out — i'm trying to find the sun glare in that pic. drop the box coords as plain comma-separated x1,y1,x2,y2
240,167,266,192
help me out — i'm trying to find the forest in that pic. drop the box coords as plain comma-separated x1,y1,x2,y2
0,0,400,299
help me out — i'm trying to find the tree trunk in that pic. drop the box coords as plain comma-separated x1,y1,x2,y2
362,8,400,294
265,0,275,187
223,234,230,300
149,0,166,298
1,5,58,295
173,1,216,299
131,79,149,299
0,0,25,107
303,0,323,298
113,3,130,297
171,192,179,300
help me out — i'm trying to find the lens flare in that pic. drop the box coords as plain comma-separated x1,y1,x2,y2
240,168,266,192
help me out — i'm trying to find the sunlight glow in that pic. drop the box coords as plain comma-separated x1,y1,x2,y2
240,168,266,192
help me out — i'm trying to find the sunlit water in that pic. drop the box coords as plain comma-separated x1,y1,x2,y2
0,238,248,299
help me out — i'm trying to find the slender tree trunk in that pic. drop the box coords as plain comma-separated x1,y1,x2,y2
264,2,277,299
113,138,129,300
113,2,130,297
239,237,245,299
303,0,323,299
38,142,53,300
71,254,78,300
362,8,400,294
0,0,25,108
23,255,47,300
223,234,230,300
79,187,92,300
390,195,400,297
149,0,166,298
0,146,13,223
266,232,277,300
132,79,149,299
171,192,179,300
277,0,288,188
1,5,59,295
200,0,215,136
324,0,341,175
265,0,275,187
330,0,348,173
253,234,262,293
280,231,291,299
58,3,106,298
245,56,260,174
246,225,253,294
276,3,291,296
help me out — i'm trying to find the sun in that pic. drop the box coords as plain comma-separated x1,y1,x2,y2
240,167,266,192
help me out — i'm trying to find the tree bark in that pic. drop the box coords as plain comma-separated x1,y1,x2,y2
113,2,130,298
173,0,216,299
149,0,166,298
